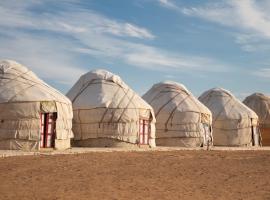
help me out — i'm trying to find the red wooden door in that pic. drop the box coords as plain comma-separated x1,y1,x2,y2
40,113,45,148
139,119,150,145
40,113,56,148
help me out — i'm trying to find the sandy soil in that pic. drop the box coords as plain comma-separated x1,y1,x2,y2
0,150,270,200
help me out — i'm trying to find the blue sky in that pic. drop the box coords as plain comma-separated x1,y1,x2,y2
1,0,270,99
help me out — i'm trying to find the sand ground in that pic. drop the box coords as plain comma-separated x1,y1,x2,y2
0,150,270,200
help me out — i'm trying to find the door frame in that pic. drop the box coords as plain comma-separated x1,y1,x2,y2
139,118,150,145
40,112,57,148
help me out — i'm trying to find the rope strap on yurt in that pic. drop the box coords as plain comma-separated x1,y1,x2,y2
0,69,30,87
117,93,136,123
0,66,72,105
164,94,190,131
99,86,122,127
71,79,97,103
8,84,37,102
108,87,137,123
155,93,181,117
148,91,168,104
212,97,233,123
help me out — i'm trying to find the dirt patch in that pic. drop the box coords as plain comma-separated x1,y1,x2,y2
0,151,270,200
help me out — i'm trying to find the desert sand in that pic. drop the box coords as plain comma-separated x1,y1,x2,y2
0,150,270,200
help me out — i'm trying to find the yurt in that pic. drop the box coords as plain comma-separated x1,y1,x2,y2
142,81,213,147
66,69,156,147
0,60,73,150
198,88,260,146
243,93,269,145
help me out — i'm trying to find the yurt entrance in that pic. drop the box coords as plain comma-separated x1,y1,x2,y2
40,113,57,148
139,119,150,145
252,126,264,146
250,118,261,146
202,123,213,147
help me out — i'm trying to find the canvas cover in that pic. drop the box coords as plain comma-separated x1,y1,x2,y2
199,88,259,146
243,93,270,127
0,60,73,150
142,81,213,147
66,69,156,147
243,93,270,146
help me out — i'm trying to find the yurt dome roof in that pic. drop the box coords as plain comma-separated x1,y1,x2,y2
143,81,212,120
150,81,190,94
67,69,153,111
245,93,270,101
0,60,28,74
0,60,71,104
78,69,129,90
199,87,234,99
243,93,270,125
199,87,258,120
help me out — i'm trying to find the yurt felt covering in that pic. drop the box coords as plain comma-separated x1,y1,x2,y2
142,81,213,147
0,60,73,150
199,88,259,146
67,69,156,147
243,93,270,145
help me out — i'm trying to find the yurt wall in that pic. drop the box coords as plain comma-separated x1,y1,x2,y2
243,93,270,146
0,60,73,151
143,81,213,147
199,88,259,147
67,69,156,148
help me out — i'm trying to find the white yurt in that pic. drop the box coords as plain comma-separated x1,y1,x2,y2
198,88,259,146
66,69,156,147
142,81,213,147
243,93,269,145
0,60,73,150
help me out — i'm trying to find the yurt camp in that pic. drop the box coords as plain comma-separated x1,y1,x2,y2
142,81,213,147
0,60,73,151
243,93,270,146
198,88,260,147
66,69,156,147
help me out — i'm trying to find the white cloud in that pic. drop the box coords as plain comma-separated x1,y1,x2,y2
0,1,155,40
253,68,270,78
159,0,270,52
232,0,270,38
0,0,230,91
123,23,155,39
158,0,179,10
169,0,270,38
124,46,228,72
164,74,175,79
234,33,270,52
76,39,229,73
0,32,87,85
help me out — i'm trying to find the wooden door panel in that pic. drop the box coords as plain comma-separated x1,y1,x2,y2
139,119,150,145
40,113,56,148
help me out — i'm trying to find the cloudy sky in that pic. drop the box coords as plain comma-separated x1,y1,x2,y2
1,0,270,99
